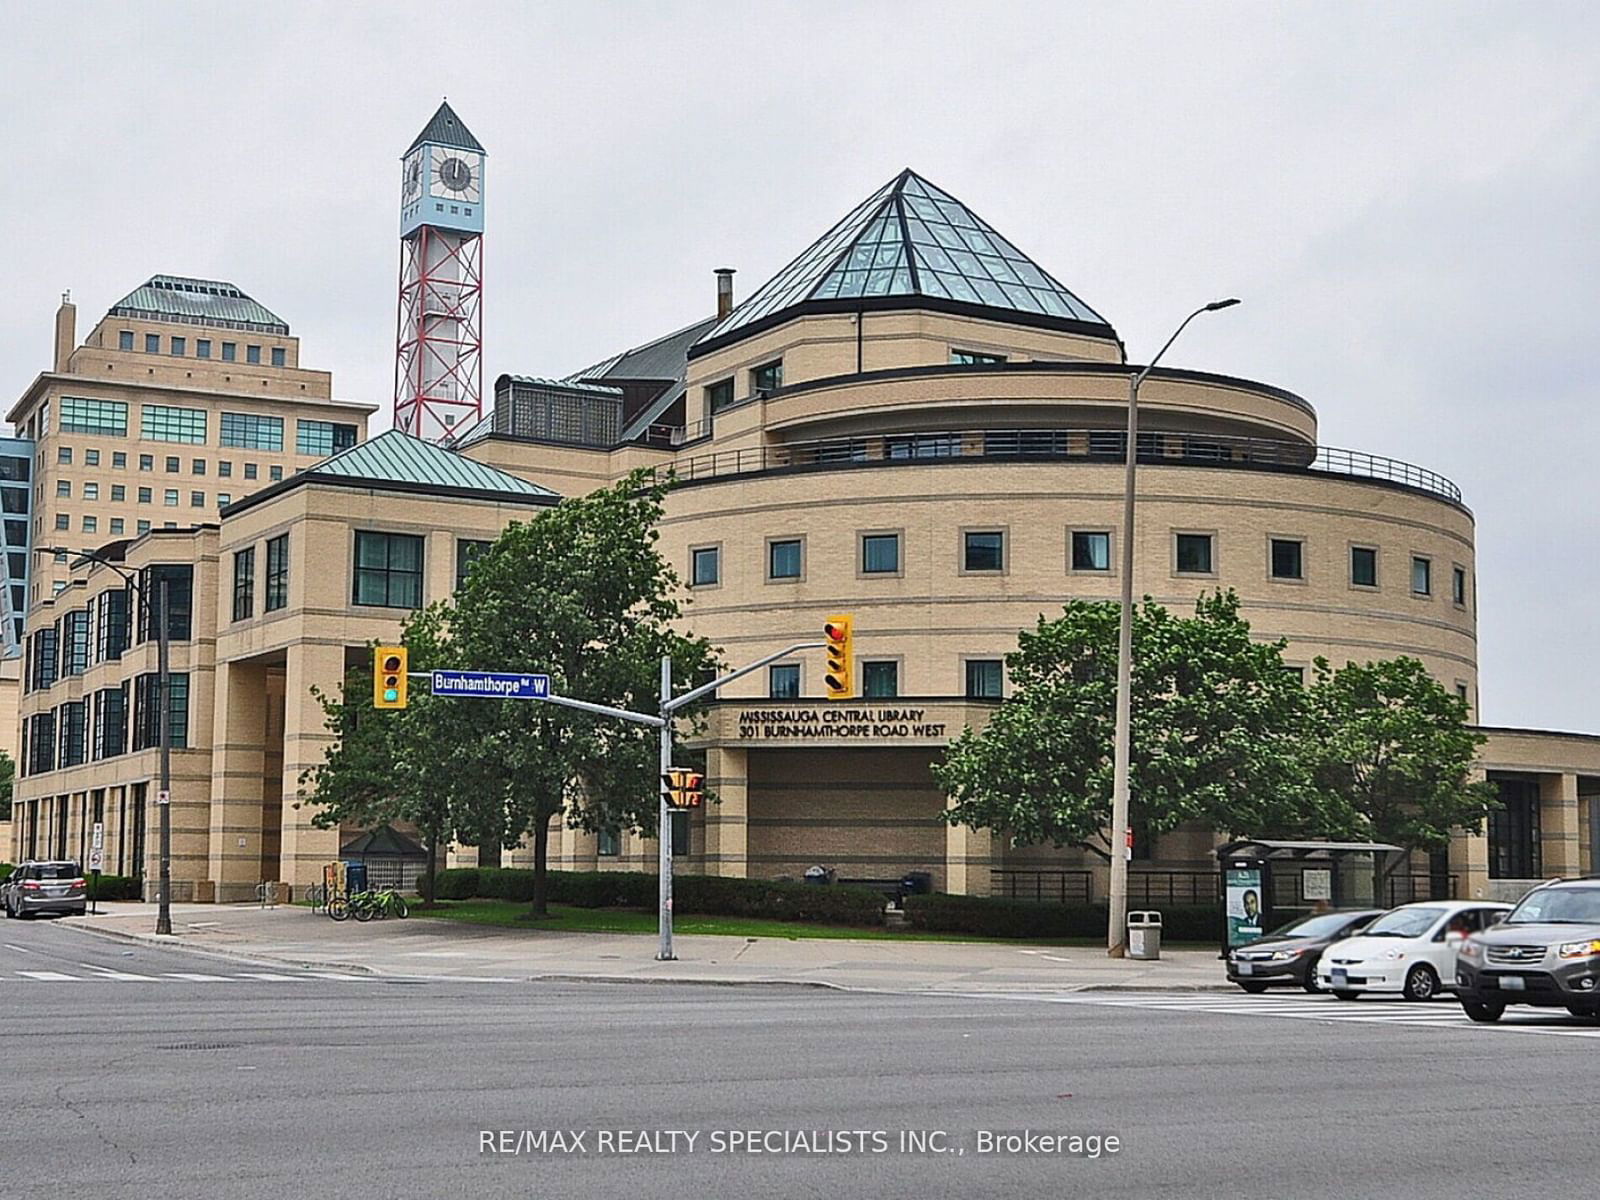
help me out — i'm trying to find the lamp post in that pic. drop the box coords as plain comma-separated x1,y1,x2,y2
1106,298,1240,957
36,546,173,935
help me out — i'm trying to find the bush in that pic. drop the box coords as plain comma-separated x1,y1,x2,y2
84,873,141,901
0,863,11,884
431,868,479,900
904,893,1222,942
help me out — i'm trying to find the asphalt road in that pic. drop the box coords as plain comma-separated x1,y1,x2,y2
1,917,1588,1199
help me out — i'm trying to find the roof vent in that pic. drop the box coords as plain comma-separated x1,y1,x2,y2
715,268,736,320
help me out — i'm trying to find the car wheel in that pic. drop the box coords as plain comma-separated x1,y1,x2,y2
1333,990,1361,1001
1462,1001,1504,1023
1238,982,1270,994
1403,964,1440,1002
1301,955,1323,994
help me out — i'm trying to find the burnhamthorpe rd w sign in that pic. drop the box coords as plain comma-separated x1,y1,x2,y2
430,670,551,699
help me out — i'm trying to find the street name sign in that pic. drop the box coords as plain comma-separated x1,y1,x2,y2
431,670,551,700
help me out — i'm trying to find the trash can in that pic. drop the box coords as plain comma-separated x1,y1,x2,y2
899,871,933,897
1128,911,1163,960
803,865,831,886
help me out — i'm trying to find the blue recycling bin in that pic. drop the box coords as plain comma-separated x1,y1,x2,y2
343,860,368,894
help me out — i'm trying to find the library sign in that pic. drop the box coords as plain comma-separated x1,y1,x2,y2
734,705,950,742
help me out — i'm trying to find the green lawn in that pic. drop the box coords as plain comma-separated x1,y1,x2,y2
401,899,1209,947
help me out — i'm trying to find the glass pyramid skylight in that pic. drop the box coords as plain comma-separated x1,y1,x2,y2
693,170,1111,352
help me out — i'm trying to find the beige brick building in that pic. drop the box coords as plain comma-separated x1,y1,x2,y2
7,173,1597,909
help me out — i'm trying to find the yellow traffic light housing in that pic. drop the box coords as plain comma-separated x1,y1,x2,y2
661,768,705,808
823,614,853,699
374,645,409,709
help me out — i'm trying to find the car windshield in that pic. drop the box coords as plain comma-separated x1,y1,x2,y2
1506,888,1600,925
1359,907,1445,938
1267,912,1360,939
35,863,81,880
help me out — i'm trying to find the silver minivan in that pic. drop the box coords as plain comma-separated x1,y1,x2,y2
2,861,88,918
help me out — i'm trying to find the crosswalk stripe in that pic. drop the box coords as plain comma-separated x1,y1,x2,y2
16,971,77,981
305,971,366,980
163,973,234,982
80,968,159,980
234,972,303,981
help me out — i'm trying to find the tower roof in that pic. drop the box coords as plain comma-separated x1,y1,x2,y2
689,169,1113,358
406,100,484,155
107,274,289,334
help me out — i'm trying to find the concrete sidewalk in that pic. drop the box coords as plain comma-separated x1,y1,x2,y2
68,902,1236,993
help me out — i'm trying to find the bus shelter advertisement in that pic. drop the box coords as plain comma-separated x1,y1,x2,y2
1225,867,1265,947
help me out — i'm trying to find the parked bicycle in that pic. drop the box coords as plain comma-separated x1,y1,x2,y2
348,888,410,921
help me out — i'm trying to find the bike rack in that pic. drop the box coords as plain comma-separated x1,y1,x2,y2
255,881,279,909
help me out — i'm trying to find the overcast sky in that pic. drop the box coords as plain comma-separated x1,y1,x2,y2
1,2,1595,731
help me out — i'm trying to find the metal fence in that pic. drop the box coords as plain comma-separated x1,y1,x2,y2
991,870,1093,904
650,427,1464,506
1128,870,1219,905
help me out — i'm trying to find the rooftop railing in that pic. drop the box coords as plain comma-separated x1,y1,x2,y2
651,427,1464,506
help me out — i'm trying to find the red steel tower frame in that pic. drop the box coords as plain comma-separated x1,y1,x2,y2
394,224,483,440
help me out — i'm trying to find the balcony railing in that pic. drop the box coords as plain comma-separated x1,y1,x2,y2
650,428,1463,506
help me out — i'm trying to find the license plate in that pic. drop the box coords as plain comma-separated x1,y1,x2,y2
47,887,66,896
1332,968,1348,987
1498,976,1527,991
1237,961,1253,976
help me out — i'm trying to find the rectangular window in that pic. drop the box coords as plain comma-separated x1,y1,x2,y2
217,493,230,508
113,452,126,469
170,336,185,356
142,404,208,444
196,339,211,359
137,564,194,642
190,491,204,507
137,520,150,535
1453,565,1467,606
353,531,424,609
862,660,899,699
139,454,153,471
56,480,70,498
1176,533,1214,575
963,530,1005,572
221,342,236,362
296,420,359,457
1270,538,1304,580
1411,556,1432,596
232,546,255,622
270,347,286,368
144,333,160,353
82,515,97,533
455,538,492,591
31,626,58,689
138,487,152,504
86,449,100,466
769,663,801,699
84,482,99,500
63,609,89,675
119,330,134,351
54,513,69,531
60,397,129,436
110,517,124,535
192,458,205,475
768,538,802,580
1351,546,1378,587
91,684,128,760
965,658,1003,699
218,460,232,477
1071,531,1111,572
244,463,258,480
707,379,735,414
110,484,124,502
57,446,72,465
861,532,901,575
691,546,720,587
951,349,1007,365
220,412,284,451
58,700,87,767
269,465,282,481
750,360,783,394
246,345,261,364
597,828,620,857
132,672,190,752
265,533,289,611
163,489,178,507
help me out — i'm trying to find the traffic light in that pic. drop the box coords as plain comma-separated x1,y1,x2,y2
823,614,853,699
374,645,408,709
661,768,704,808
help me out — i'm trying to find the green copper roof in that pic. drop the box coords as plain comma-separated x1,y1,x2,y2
690,169,1113,357
406,100,485,155
108,275,289,334
308,429,557,498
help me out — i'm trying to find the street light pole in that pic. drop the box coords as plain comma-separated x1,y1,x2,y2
1106,298,1240,957
36,545,174,935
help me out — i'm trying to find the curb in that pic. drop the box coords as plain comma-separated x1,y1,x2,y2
63,920,381,977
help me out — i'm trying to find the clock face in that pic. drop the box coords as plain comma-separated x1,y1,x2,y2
429,146,482,203
402,152,423,203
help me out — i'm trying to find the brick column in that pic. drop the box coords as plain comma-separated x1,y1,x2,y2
703,746,748,878
208,660,268,902
1541,772,1581,878
944,807,995,896
278,641,345,892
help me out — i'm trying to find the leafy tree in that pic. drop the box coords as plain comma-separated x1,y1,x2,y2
1304,656,1496,876
439,470,720,915
0,749,12,823
934,592,1325,856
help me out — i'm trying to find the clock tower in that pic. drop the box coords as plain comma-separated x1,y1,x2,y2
394,100,485,441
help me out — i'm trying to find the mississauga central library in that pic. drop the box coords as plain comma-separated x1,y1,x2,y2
7,162,1600,909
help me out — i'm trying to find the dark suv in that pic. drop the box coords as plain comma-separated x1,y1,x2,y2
2,861,88,919
1455,878,1600,1022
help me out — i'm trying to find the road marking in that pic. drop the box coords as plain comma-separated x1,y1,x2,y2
16,970,78,981
234,972,303,981
81,965,159,980
163,973,234,982
305,971,367,980
3,944,31,954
